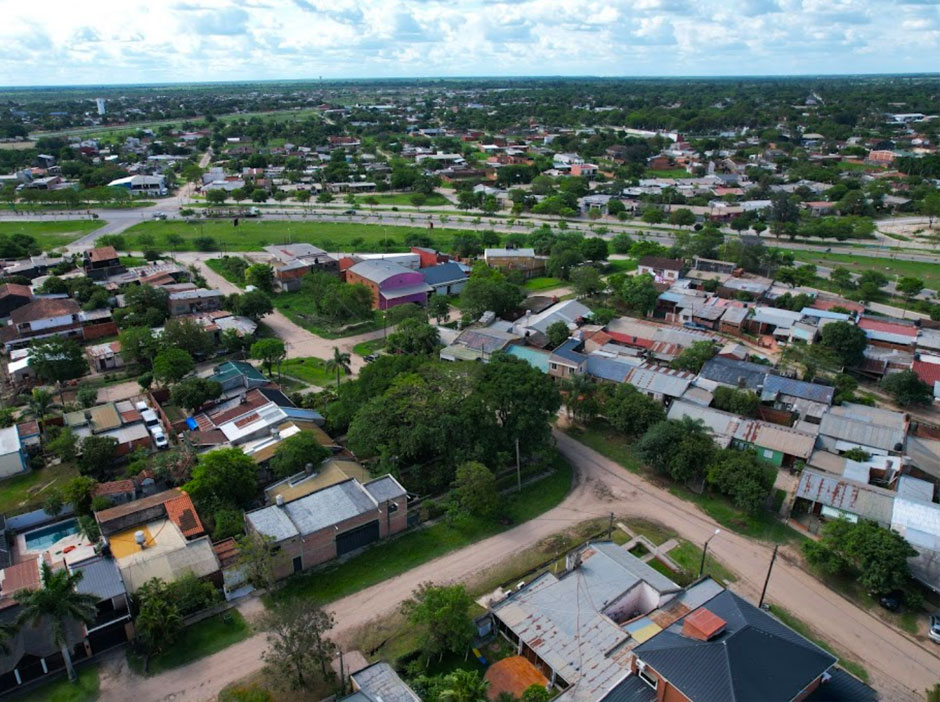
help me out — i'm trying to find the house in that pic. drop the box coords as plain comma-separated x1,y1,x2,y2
107,173,167,196
817,402,908,456
1,297,82,350
698,356,771,391
858,316,918,350
549,338,587,379
93,480,137,506
64,401,153,457
263,244,338,292
488,541,869,702
731,420,818,468
513,299,593,336
345,260,431,310
340,662,421,702
168,289,224,316
205,361,270,393
484,248,546,279
637,256,684,283
83,246,125,280
245,476,408,580
760,375,835,423
623,364,693,405
422,262,469,296
95,489,220,593
86,341,124,372
0,284,33,320
410,246,453,268
440,327,519,363
0,425,29,480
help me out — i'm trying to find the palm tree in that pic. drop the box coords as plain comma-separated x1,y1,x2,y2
15,561,98,682
0,619,18,655
563,374,595,422
325,347,352,391
135,598,183,670
440,669,489,702
28,388,55,423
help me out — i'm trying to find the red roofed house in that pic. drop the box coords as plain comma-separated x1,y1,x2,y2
93,479,137,506
912,360,940,402
83,246,125,281
858,316,917,350
637,256,685,283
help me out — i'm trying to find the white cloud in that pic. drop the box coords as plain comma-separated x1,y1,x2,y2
0,0,935,84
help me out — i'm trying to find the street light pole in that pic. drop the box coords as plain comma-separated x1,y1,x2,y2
698,528,721,578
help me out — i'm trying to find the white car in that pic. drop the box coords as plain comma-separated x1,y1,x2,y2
150,429,168,450
930,614,940,644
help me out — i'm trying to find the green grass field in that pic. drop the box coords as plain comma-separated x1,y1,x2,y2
273,291,384,338
788,249,940,289
0,463,80,516
126,220,483,253
523,276,565,291
280,357,336,387
128,611,251,676
0,219,101,250
17,665,99,702
643,168,693,179
274,458,573,605
205,257,247,286
353,338,386,357
358,192,450,207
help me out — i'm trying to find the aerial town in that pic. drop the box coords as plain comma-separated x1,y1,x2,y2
0,73,938,702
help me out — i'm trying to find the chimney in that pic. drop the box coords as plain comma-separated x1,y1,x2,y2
134,530,147,550
682,608,726,641
276,494,285,507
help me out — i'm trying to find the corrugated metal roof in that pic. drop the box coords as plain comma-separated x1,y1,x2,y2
586,354,637,383
897,475,935,502
734,420,817,459
795,468,896,524
667,401,740,447
819,403,907,452
349,662,421,702
761,375,834,405
698,357,770,390
624,364,692,398
349,259,415,284
892,498,940,539
364,475,407,503
421,262,467,286
73,557,126,600
551,338,587,365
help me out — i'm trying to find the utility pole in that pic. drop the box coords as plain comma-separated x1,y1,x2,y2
759,544,779,609
515,437,521,492
607,512,614,539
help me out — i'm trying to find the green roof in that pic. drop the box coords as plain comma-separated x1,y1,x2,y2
211,361,267,383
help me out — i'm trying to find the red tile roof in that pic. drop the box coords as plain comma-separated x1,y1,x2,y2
812,298,865,314
16,420,40,439
163,493,205,539
88,246,120,263
606,331,654,348
93,480,136,496
212,538,239,568
913,360,940,386
858,317,917,337
0,283,33,299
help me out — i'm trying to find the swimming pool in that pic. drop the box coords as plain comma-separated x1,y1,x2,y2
23,519,79,551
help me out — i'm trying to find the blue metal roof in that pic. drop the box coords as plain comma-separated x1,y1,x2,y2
421,262,467,286
762,374,835,405
551,338,587,365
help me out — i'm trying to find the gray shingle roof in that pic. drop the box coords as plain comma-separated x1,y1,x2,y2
634,589,836,702
73,557,126,600
699,356,771,390
364,475,407,503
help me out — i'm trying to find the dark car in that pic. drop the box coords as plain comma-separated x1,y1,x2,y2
343,209,357,215
877,591,903,611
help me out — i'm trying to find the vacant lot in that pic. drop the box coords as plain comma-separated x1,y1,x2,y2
0,219,101,250
126,220,483,253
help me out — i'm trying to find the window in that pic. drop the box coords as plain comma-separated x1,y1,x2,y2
763,449,775,459
388,502,399,513
637,665,659,690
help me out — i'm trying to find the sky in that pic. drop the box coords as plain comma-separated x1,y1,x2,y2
1,0,938,86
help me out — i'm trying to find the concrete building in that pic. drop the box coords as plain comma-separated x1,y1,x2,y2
346,260,431,310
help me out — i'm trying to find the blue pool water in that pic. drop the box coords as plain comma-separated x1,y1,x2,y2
24,519,79,551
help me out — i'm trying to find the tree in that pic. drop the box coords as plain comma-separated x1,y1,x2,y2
707,450,775,514
162,318,213,357
30,336,86,383
770,192,799,237
206,189,227,205
47,426,78,462
250,338,286,376
236,533,283,592
250,188,267,203
62,476,97,516
43,489,64,517
580,237,608,262
228,290,273,321
858,269,889,290
637,418,715,484
829,267,855,292
618,273,659,316
606,384,665,437
245,264,275,293
545,321,570,349
119,326,159,366
881,370,933,407
135,596,183,666
171,377,223,414
15,561,98,682
76,387,98,409
185,448,258,509
450,462,500,520
428,295,451,324
153,348,195,385
803,519,917,595
921,190,940,227
28,387,55,421
261,600,337,690
896,277,924,306
820,321,867,367
712,386,760,417
669,208,696,228
324,346,352,390
268,431,330,479
440,670,490,702
670,341,716,373
546,241,583,280
570,266,603,297
79,436,118,479
402,583,475,660
520,685,551,702
461,264,524,319
386,319,441,356
641,207,664,224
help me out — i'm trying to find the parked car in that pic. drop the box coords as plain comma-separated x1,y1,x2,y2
364,354,378,363
151,212,167,220
150,428,168,450
877,591,903,611
929,614,940,643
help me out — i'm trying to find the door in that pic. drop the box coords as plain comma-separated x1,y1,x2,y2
336,520,380,556
292,556,302,573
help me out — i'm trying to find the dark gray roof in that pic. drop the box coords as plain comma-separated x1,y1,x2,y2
364,475,407,503
699,356,771,390
73,557,126,600
348,662,421,702
599,675,656,702
762,375,834,405
635,590,836,702
422,262,468,286
551,337,587,365
804,668,877,702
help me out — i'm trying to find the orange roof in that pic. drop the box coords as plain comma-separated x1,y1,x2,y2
483,656,548,701
88,245,120,263
94,479,136,496
0,558,40,609
212,538,240,568
163,493,205,539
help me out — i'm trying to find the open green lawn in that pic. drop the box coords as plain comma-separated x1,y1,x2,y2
605,258,638,274
523,276,565,291
128,611,250,676
767,605,869,683
358,192,450,207
564,422,802,544
127,220,484,254
273,290,384,338
0,463,80,516
0,220,101,250
119,255,147,267
205,257,247,286
788,249,940,289
353,338,386,357
280,357,335,387
16,665,99,702
274,457,573,605
643,168,693,179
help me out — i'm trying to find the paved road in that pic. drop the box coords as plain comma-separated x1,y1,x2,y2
97,431,938,702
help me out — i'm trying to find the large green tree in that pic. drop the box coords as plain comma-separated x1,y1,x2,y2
402,583,475,661
386,319,441,356
449,462,501,520
637,417,715,483
184,448,258,509
605,384,665,437
153,348,195,385
268,432,330,479
881,370,933,407
819,321,867,367
30,336,87,383
171,377,223,414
